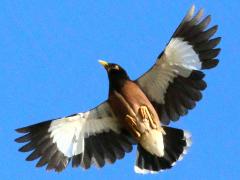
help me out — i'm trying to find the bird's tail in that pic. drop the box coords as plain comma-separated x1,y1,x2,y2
134,126,192,174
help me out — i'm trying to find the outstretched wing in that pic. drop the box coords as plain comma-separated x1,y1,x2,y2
15,102,135,172
136,5,221,124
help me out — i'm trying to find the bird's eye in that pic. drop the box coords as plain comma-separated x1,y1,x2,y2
114,65,120,71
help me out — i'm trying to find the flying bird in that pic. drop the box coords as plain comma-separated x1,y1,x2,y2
15,5,221,174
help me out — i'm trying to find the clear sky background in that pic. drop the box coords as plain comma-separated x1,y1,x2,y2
0,0,239,180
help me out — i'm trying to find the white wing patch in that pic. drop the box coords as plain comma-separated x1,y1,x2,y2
165,38,201,70
48,102,121,157
138,38,201,104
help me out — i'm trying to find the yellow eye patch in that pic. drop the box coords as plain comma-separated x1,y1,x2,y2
114,65,120,70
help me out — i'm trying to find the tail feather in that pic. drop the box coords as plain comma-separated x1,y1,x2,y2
134,126,192,174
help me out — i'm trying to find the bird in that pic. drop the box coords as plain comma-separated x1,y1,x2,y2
15,5,221,174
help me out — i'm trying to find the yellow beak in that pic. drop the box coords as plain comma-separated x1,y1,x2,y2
98,60,109,68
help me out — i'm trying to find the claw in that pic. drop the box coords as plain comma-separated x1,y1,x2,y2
139,106,157,129
125,114,141,138
126,114,137,126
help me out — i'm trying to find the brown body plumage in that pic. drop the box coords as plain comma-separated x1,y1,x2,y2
108,77,164,156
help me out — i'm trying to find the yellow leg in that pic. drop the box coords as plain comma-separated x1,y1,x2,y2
125,114,141,138
139,106,157,129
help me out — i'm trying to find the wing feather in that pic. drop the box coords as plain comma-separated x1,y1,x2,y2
136,5,221,124
15,102,135,172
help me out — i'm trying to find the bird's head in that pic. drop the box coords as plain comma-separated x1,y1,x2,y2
99,60,130,91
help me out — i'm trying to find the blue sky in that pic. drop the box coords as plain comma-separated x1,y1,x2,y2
0,0,239,179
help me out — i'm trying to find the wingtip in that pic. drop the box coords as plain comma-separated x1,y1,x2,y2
216,37,222,43
198,7,204,14
190,4,195,11
182,5,195,22
204,15,212,25
14,137,22,143
15,127,26,133
187,5,208,23
213,24,219,30
194,8,204,21
189,4,195,15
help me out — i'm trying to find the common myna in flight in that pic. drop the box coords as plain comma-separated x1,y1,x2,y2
15,5,221,174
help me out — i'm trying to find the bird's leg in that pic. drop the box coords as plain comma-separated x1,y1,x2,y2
125,114,141,139
139,106,157,129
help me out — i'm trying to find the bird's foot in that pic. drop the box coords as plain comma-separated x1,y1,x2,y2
125,114,141,138
139,106,157,129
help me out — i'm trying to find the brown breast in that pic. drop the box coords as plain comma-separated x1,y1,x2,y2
108,80,160,127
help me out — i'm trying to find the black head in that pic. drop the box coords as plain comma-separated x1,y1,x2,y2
99,60,129,91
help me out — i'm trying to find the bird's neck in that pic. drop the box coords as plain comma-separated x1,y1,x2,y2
109,77,130,92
